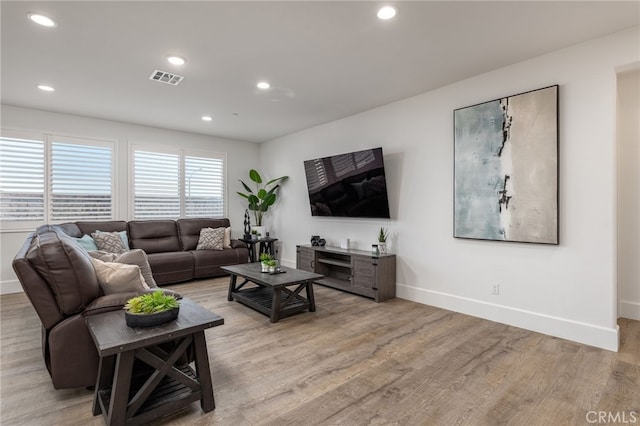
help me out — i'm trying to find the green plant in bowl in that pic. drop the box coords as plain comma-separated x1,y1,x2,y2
125,290,179,314
124,291,180,327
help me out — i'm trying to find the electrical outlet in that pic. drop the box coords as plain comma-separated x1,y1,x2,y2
491,284,500,295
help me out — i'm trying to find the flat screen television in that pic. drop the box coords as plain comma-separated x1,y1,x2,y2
303,147,391,218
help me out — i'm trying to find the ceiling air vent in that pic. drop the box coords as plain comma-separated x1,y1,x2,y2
149,70,184,86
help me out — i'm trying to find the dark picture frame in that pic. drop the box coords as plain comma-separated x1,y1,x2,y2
454,85,559,244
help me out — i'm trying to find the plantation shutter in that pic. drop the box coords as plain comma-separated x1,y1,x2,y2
0,137,45,222
184,155,224,217
134,150,180,219
50,141,113,221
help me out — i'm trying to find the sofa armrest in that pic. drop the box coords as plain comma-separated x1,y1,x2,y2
83,292,138,317
231,239,247,249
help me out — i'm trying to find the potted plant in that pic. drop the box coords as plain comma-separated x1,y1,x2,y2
266,259,278,273
124,290,180,327
259,252,273,272
378,227,389,254
237,169,288,236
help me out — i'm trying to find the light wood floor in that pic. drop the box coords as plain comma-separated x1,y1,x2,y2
1,277,638,425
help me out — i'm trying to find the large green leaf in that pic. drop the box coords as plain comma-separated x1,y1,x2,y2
249,169,262,184
239,180,253,194
266,176,288,187
257,188,267,199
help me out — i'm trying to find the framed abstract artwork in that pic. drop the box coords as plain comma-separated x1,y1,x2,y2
454,85,559,244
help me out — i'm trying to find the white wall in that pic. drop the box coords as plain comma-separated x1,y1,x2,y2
261,27,640,351
617,68,640,320
0,105,259,294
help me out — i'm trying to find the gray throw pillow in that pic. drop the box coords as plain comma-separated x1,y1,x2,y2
196,227,225,250
92,231,126,254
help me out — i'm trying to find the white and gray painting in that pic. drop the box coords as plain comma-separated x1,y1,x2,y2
454,85,558,244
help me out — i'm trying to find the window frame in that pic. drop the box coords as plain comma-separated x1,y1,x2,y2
129,143,227,221
0,129,117,232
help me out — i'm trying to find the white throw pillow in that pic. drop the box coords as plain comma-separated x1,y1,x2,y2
90,258,150,295
224,227,231,249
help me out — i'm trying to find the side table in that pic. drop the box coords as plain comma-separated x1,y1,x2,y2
85,298,224,425
239,237,278,262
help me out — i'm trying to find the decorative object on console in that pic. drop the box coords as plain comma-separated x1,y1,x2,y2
377,227,388,254
237,169,288,227
124,290,180,327
454,85,559,244
310,235,326,247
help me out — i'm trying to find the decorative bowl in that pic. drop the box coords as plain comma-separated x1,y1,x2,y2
125,307,179,327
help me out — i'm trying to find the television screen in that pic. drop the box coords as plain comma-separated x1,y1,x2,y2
303,147,391,218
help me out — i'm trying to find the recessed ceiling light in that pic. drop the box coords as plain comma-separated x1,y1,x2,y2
202,115,213,121
167,56,186,66
37,84,55,92
27,13,57,27
377,6,397,20
257,81,271,90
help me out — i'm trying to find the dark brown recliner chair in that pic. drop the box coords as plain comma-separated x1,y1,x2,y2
12,225,145,389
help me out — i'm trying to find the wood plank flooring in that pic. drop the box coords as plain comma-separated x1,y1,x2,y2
1,277,638,425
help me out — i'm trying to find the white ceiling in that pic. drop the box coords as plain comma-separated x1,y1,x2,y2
1,1,638,143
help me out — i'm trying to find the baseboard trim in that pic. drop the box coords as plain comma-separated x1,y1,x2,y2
397,283,619,352
1,279,23,295
619,299,640,321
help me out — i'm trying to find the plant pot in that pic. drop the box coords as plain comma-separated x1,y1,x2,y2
378,242,387,255
251,225,266,239
125,307,179,328
261,262,269,272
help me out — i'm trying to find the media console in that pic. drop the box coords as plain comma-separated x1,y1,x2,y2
296,245,396,302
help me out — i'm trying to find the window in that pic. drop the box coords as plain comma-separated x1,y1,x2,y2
50,141,113,221
0,137,45,223
133,150,180,219
184,155,224,217
0,133,114,228
132,147,225,220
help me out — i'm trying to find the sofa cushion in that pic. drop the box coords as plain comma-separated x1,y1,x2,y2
196,227,225,250
90,258,150,295
75,221,128,235
177,218,230,251
146,251,194,285
26,231,100,315
128,220,181,254
191,249,247,278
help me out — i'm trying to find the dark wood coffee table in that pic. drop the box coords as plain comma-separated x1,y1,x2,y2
222,263,323,323
85,298,224,425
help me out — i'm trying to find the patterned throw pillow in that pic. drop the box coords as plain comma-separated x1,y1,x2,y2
92,231,127,254
196,227,225,250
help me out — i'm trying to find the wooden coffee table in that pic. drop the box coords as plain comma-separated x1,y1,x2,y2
222,263,323,323
85,298,224,425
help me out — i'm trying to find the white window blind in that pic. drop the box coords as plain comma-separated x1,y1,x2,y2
185,155,224,217
134,150,180,219
0,137,45,222
50,141,113,221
